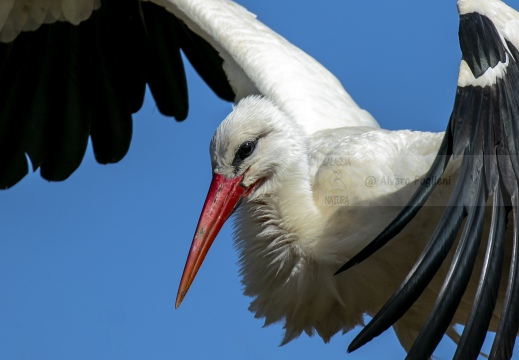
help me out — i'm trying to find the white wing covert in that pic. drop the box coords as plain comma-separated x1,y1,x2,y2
158,0,378,135
0,0,101,42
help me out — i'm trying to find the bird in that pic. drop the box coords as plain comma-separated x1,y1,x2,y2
0,3,516,358
172,0,519,358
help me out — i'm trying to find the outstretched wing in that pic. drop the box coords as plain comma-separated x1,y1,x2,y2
0,0,235,188
337,0,519,358
0,0,379,189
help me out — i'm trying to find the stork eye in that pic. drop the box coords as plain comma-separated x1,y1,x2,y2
238,141,256,160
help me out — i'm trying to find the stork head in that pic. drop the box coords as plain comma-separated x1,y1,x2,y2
175,95,306,308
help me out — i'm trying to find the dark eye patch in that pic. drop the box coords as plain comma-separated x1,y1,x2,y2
232,140,257,167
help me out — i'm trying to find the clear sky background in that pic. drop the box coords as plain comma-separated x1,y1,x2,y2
0,0,497,359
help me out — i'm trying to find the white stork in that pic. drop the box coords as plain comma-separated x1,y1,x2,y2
1,0,519,359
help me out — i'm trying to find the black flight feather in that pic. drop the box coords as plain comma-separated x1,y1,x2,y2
0,0,235,188
342,12,519,358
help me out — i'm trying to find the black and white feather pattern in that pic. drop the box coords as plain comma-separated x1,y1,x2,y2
4,0,519,358
338,2,519,359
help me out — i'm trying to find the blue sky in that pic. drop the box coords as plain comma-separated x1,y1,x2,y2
0,1,492,359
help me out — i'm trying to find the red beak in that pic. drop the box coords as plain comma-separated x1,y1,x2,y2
175,173,246,308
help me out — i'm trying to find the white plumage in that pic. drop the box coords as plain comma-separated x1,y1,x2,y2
211,97,451,347
158,0,379,134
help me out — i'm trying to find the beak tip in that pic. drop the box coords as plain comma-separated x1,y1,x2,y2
175,289,187,309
